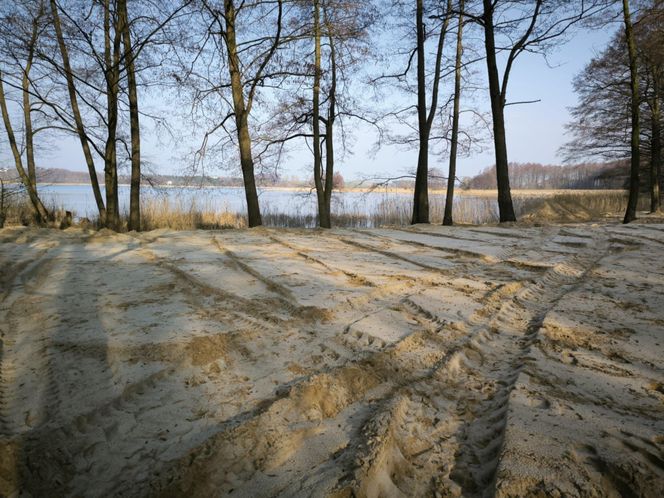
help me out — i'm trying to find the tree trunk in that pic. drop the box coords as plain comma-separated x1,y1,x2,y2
22,68,37,189
322,13,337,230
312,0,327,228
482,0,516,222
103,0,121,230
443,0,464,226
22,3,42,190
0,74,50,222
622,0,640,224
50,0,106,224
412,0,429,224
237,120,262,227
119,0,142,231
224,0,262,227
650,75,661,213
412,0,452,224
0,179,5,228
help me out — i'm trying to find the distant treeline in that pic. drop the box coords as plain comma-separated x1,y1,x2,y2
1,163,633,190
0,167,305,188
464,161,629,190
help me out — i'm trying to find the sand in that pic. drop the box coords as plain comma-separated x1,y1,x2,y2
0,223,662,497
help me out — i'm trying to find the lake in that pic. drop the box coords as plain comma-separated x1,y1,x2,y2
36,184,500,226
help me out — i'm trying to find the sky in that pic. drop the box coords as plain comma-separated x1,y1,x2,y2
349,26,616,180
3,19,616,182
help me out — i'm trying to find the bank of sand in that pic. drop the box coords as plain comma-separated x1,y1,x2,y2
0,223,662,497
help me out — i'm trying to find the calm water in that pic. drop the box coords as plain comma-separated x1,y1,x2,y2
36,184,498,225
37,185,415,216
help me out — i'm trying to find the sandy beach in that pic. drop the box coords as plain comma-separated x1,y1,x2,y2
0,223,662,497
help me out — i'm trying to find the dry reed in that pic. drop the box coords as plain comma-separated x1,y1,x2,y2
138,197,246,230
3,189,653,231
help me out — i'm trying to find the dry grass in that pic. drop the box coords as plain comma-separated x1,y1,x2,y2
365,196,500,226
3,189,655,231
516,191,651,223
0,193,71,228
85,191,660,230
139,197,246,230
0,197,33,227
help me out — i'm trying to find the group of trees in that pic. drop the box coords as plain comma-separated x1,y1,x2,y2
0,0,659,231
564,0,663,216
0,0,187,230
467,161,630,190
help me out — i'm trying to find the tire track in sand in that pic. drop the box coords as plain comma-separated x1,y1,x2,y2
447,231,610,497
332,228,609,497
0,252,61,437
140,247,548,496
151,229,560,495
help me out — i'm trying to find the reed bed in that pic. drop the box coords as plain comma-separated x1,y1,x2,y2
0,194,71,228
139,196,246,230
3,189,654,230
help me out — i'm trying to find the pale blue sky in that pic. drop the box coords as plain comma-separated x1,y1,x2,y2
348,26,616,180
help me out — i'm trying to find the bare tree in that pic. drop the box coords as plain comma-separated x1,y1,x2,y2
0,74,50,222
103,0,124,229
563,2,663,213
0,0,51,223
312,0,326,226
563,38,632,162
46,0,190,229
119,0,141,229
622,0,641,223
117,0,192,230
647,62,662,212
245,0,375,228
310,0,374,228
20,1,45,190
469,0,611,222
637,0,663,212
195,0,284,228
49,0,107,223
411,0,453,224
372,0,484,224
443,0,464,226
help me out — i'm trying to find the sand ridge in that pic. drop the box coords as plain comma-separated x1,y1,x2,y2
0,223,662,497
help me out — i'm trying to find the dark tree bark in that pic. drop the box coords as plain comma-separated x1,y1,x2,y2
412,0,429,224
481,0,531,223
119,0,142,231
412,0,452,224
224,0,261,227
322,16,337,229
443,0,464,226
311,0,338,229
210,0,283,228
312,0,325,227
478,0,609,221
103,0,122,230
0,179,6,228
622,0,640,224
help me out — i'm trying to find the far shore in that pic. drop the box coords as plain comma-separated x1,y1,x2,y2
27,182,626,197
